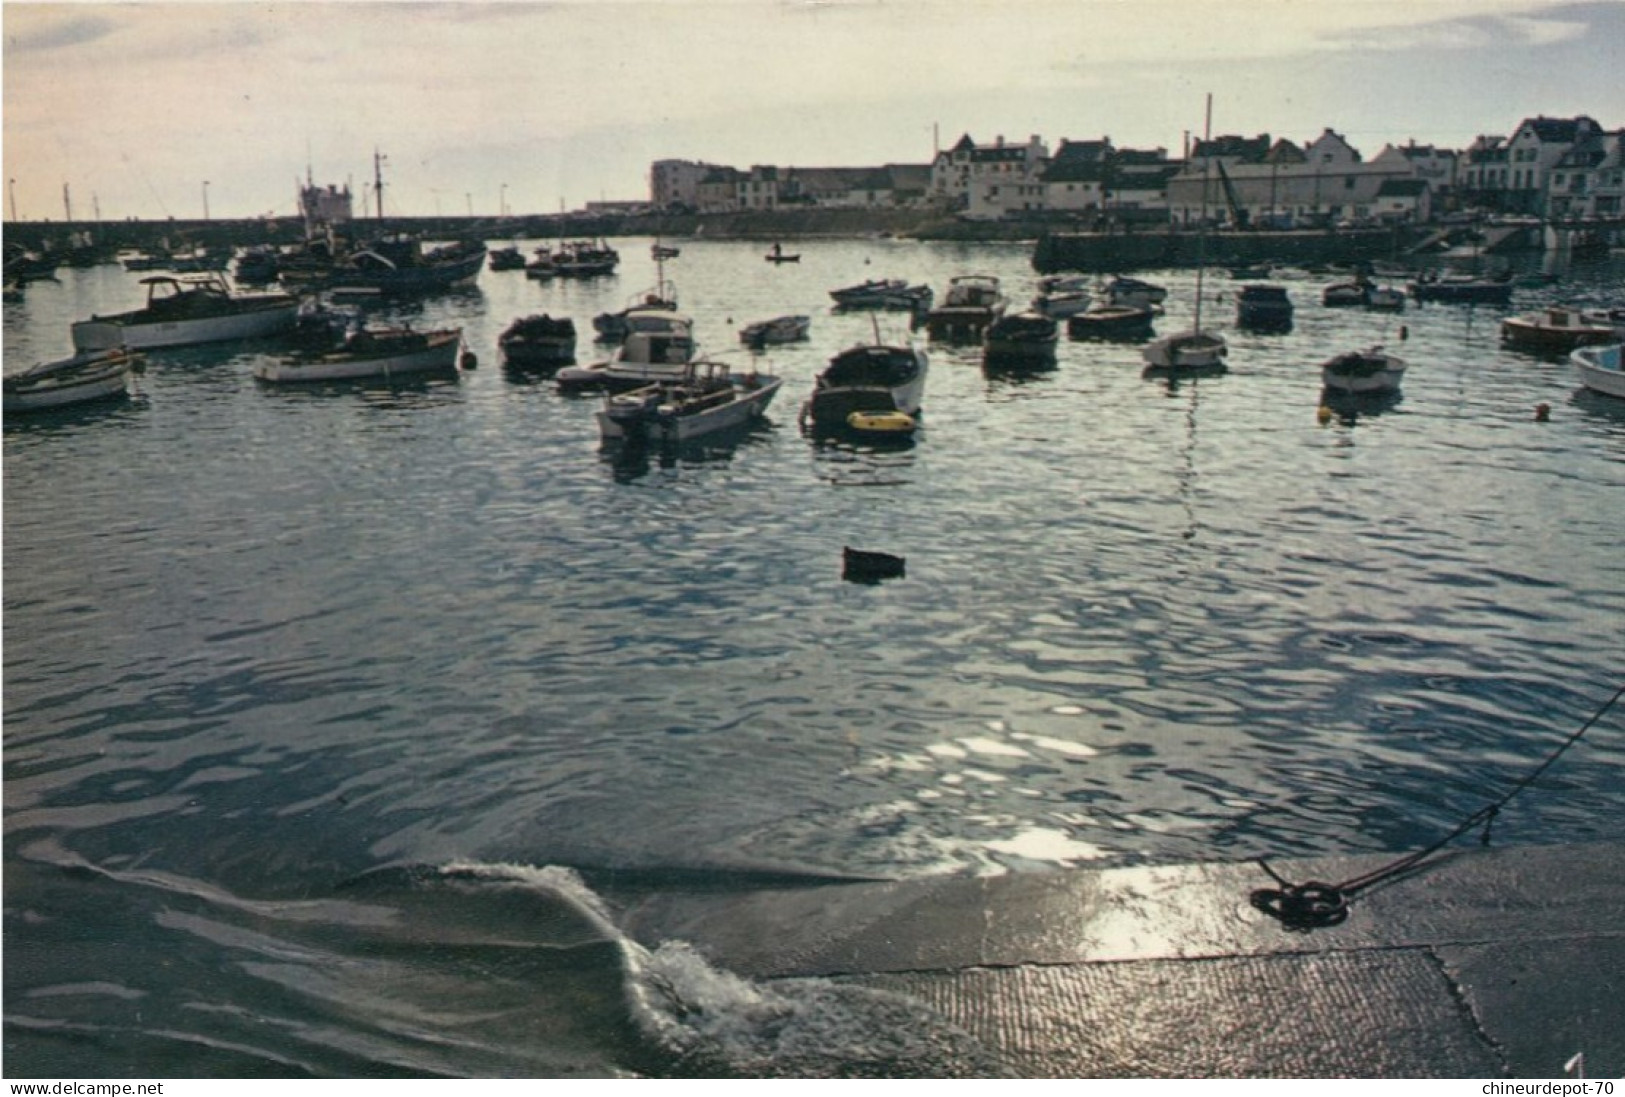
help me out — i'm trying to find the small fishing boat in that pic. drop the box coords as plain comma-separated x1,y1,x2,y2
651,243,681,261
1235,284,1294,332
499,314,577,372
1320,345,1406,395
281,236,487,297
525,247,557,280
254,321,466,383
4,347,143,413
487,245,526,271
1067,303,1156,340
924,274,1006,342
1365,286,1407,312
594,287,680,342
830,278,910,309
765,243,800,263
551,239,619,278
1101,276,1168,308
598,360,782,445
71,274,299,352
1408,270,1514,305
983,310,1058,364
556,311,696,393
739,314,811,347
1570,342,1625,399
1031,286,1092,320
801,340,928,437
1500,306,1620,355
1322,281,1369,308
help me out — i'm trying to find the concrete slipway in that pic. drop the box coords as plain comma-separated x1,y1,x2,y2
621,842,1624,1078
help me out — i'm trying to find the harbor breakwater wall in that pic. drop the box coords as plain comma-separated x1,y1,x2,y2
6,210,1438,273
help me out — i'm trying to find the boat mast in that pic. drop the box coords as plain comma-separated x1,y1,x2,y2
1195,93,1212,336
373,149,386,221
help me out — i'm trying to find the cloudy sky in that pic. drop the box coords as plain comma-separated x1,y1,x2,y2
3,0,1623,223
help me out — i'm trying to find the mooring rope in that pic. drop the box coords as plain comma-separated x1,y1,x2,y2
1251,681,1625,931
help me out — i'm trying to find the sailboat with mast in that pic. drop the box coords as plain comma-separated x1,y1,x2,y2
1143,95,1228,374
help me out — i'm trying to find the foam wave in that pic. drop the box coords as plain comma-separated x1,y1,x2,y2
430,860,1009,1078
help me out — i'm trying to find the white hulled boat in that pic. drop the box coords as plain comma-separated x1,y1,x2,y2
598,360,782,444
4,348,143,413
71,275,298,352
1571,343,1625,399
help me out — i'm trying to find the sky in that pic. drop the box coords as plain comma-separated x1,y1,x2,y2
3,0,1624,224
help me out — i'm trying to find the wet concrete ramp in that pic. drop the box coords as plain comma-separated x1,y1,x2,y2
621,842,1624,1078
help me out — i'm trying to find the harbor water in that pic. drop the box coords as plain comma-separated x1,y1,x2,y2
4,238,1624,1077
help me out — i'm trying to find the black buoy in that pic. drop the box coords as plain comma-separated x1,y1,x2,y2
842,546,905,584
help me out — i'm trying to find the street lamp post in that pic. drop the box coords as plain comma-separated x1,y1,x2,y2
203,180,211,221
8,178,17,222
500,183,508,218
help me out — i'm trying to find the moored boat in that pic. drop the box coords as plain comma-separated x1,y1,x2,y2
924,274,1006,342
1365,285,1407,312
739,314,811,348
1570,342,1625,399
1067,303,1156,341
279,235,486,297
551,239,619,278
1032,286,1092,319
1101,276,1168,308
556,310,696,393
801,340,928,437
1320,345,1406,395
1500,306,1620,354
1408,270,1514,305
1322,280,1369,308
983,310,1058,364
1235,284,1294,332
254,323,465,383
598,360,782,445
830,278,909,309
71,274,299,352
487,245,526,271
1142,330,1228,373
499,314,577,372
4,347,143,413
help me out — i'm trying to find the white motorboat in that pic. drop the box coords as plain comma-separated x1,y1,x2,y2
739,314,811,347
71,274,299,352
555,310,696,393
254,326,465,383
801,340,928,436
1320,346,1407,395
598,360,782,444
1571,342,1625,399
3,347,143,413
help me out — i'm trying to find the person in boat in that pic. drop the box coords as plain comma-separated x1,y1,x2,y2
771,242,783,258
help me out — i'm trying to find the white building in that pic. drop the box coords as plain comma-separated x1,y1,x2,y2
932,134,1049,219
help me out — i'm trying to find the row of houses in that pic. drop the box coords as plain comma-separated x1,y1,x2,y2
650,113,1620,226
1460,116,1624,220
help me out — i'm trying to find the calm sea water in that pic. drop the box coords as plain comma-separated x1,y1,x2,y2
5,237,1624,1077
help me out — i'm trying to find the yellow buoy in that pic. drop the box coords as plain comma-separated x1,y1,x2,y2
1317,405,1333,425
847,410,915,434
